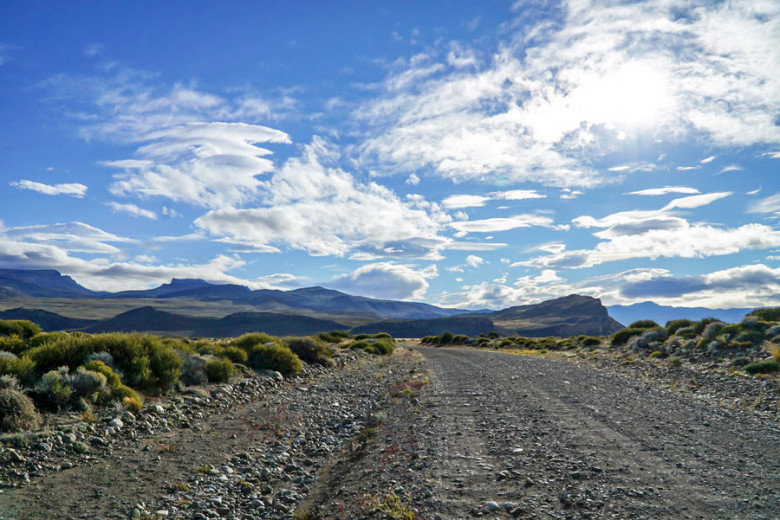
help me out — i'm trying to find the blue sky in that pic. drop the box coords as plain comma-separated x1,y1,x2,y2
1,0,779,309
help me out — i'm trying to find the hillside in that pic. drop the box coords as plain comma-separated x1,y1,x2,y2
194,312,348,338
490,294,623,337
0,308,97,331
84,306,211,334
607,302,751,326
351,315,496,337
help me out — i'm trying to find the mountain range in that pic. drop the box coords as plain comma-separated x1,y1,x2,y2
0,267,751,338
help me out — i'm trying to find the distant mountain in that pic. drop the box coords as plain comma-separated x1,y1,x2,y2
195,312,347,338
0,308,96,331
0,269,102,298
351,315,496,337
491,294,623,337
607,302,752,326
112,278,252,300
244,286,464,320
85,306,211,334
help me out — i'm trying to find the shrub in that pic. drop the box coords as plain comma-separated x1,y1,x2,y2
693,317,721,335
0,355,36,386
580,336,602,347
665,319,695,335
0,336,26,355
122,396,143,413
744,360,780,374
375,332,393,340
247,344,302,376
27,331,67,349
0,388,42,432
611,328,644,345
27,335,94,375
669,357,683,367
284,337,334,366
205,358,235,383
438,331,454,344
219,346,248,364
35,367,73,408
349,340,369,350
0,320,41,340
113,384,142,404
747,307,780,322
316,331,351,343
628,320,660,329
368,338,395,356
148,346,182,392
0,374,21,390
83,360,122,388
179,353,208,386
231,332,283,351
69,367,107,397
85,351,117,370
701,321,726,341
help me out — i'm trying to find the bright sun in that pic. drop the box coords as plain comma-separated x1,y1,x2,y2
576,61,673,130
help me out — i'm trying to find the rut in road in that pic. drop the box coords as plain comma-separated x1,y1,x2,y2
416,347,780,519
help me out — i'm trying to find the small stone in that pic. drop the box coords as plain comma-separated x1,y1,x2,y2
486,501,501,511
36,442,53,453
61,461,74,470
109,417,124,429
7,449,24,462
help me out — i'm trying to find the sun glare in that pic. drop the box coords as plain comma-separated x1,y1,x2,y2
577,61,673,130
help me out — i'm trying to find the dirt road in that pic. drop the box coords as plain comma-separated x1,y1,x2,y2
412,347,780,519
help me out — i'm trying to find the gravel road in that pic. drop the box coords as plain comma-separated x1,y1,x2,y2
410,347,780,519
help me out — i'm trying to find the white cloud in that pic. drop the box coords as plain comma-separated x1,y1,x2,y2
356,1,780,188
1,222,131,255
748,192,780,213
10,180,87,198
328,262,437,300
628,186,700,196
465,254,484,268
106,202,157,219
405,173,420,185
675,165,701,171
607,163,656,173
450,215,567,236
441,194,489,209
717,164,743,174
700,155,716,164
491,190,545,201
195,138,450,259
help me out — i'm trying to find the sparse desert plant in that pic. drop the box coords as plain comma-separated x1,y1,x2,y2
0,388,42,432
83,360,122,388
0,374,21,390
316,330,351,343
369,338,395,355
247,343,302,376
702,321,726,342
69,367,107,397
35,367,73,408
765,342,780,362
0,320,41,340
85,351,117,370
231,332,284,351
27,334,94,375
611,327,645,346
0,336,26,355
628,320,660,329
744,360,780,375
665,319,695,335
112,384,142,405
580,336,603,347
0,354,36,386
693,317,722,335
122,396,143,413
669,357,683,367
27,331,67,348
284,337,334,366
178,352,208,386
219,346,248,364
205,358,235,383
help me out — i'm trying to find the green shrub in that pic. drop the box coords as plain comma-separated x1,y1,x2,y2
747,307,780,322
580,336,602,347
438,331,454,344
665,319,695,335
0,320,41,340
231,332,283,351
744,360,780,374
374,332,393,340
27,331,68,348
693,317,721,335
369,338,395,356
113,384,141,404
0,336,26,355
69,367,107,397
0,388,42,432
628,320,660,329
0,355,36,386
669,357,683,367
611,328,644,345
219,346,248,364
247,344,302,376
284,337,334,365
36,367,73,408
316,330,351,343
648,351,664,359
82,360,122,387
205,358,235,383
27,335,94,375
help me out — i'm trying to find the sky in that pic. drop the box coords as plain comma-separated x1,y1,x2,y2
1,0,779,310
